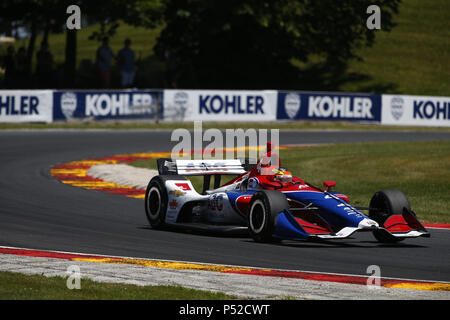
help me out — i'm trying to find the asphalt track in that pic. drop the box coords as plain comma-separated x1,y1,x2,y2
1,129,450,283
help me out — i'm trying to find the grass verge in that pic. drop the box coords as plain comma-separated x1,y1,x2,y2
0,121,449,132
1,1,449,95
342,0,450,96
0,271,232,300
131,141,450,223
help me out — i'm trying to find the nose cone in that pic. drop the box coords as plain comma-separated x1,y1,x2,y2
358,218,379,229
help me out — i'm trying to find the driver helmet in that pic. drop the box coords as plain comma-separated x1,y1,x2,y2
272,167,292,183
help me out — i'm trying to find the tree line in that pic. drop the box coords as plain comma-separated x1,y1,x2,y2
0,0,401,90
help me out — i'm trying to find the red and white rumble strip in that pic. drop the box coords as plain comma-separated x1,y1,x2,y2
49,148,450,231
2,146,440,299
0,246,449,299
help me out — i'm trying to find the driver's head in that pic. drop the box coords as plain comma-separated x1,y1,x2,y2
272,167,292,183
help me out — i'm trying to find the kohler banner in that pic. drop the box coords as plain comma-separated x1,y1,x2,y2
163,90,278,122
53,90,163,121
277,91,382,122
0,90,53,123
382,94,450,127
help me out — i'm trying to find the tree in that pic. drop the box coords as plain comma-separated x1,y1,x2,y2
0,0,75,82
0,0,164,88
153,0,401,89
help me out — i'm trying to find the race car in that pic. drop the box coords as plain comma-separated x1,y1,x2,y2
144,142,430,243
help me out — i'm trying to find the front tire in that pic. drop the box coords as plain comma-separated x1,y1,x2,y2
369,189,411,243
247,190,289,243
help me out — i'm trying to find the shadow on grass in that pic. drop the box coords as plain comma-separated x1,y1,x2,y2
60,54,166,90
291,62,400,94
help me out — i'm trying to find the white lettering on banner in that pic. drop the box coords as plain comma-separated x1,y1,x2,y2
308,96,373,119
0,90,53,123
85,93,154,116
284,93,301,119
60,92,77,119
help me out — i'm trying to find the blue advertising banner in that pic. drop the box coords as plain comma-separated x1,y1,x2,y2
53,90,163,121
277,91,382,122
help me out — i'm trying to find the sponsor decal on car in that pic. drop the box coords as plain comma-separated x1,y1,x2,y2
170,190,186,197
169,199,178,209
175,183,191,191
209,194,224,211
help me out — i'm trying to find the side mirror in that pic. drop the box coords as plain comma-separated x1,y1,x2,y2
323,180,336,192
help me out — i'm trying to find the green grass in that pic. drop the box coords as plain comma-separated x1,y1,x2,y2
0,21,165,87
342,0,450,96
131,141,450,223
281,141,450,223
1,0,448,96
1,121,449,132
8,22,162,70
0,271,232,300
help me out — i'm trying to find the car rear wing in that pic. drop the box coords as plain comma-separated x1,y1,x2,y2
157,158,250,176
157,158,253,193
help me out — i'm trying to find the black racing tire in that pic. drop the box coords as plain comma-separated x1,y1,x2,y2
369,189,411,243
247,190,289,243
145,175,186,229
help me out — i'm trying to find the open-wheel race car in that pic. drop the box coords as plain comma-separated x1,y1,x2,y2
144,143,430,243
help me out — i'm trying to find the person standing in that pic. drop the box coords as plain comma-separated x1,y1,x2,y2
117,38,136,88
36,41,55,88
15,47,29,88
2,46,17,88
96,37,114,88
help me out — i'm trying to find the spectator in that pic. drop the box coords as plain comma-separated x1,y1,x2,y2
36,41,54,88
164,49,178,88
96,37,114,88
15,47,29,88
117,38,136,88
2,45,16,88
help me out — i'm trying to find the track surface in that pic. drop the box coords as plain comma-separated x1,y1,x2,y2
1,130,450,282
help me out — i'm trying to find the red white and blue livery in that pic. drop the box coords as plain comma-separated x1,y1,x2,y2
145,143,430,243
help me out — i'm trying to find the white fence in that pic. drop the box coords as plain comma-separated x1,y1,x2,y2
0,89,448,127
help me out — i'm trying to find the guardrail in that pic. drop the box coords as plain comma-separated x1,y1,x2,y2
0,89,448,127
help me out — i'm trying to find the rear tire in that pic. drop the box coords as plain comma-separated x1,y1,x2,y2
369,189,410,243
247,190,289,243
145,175,186,229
